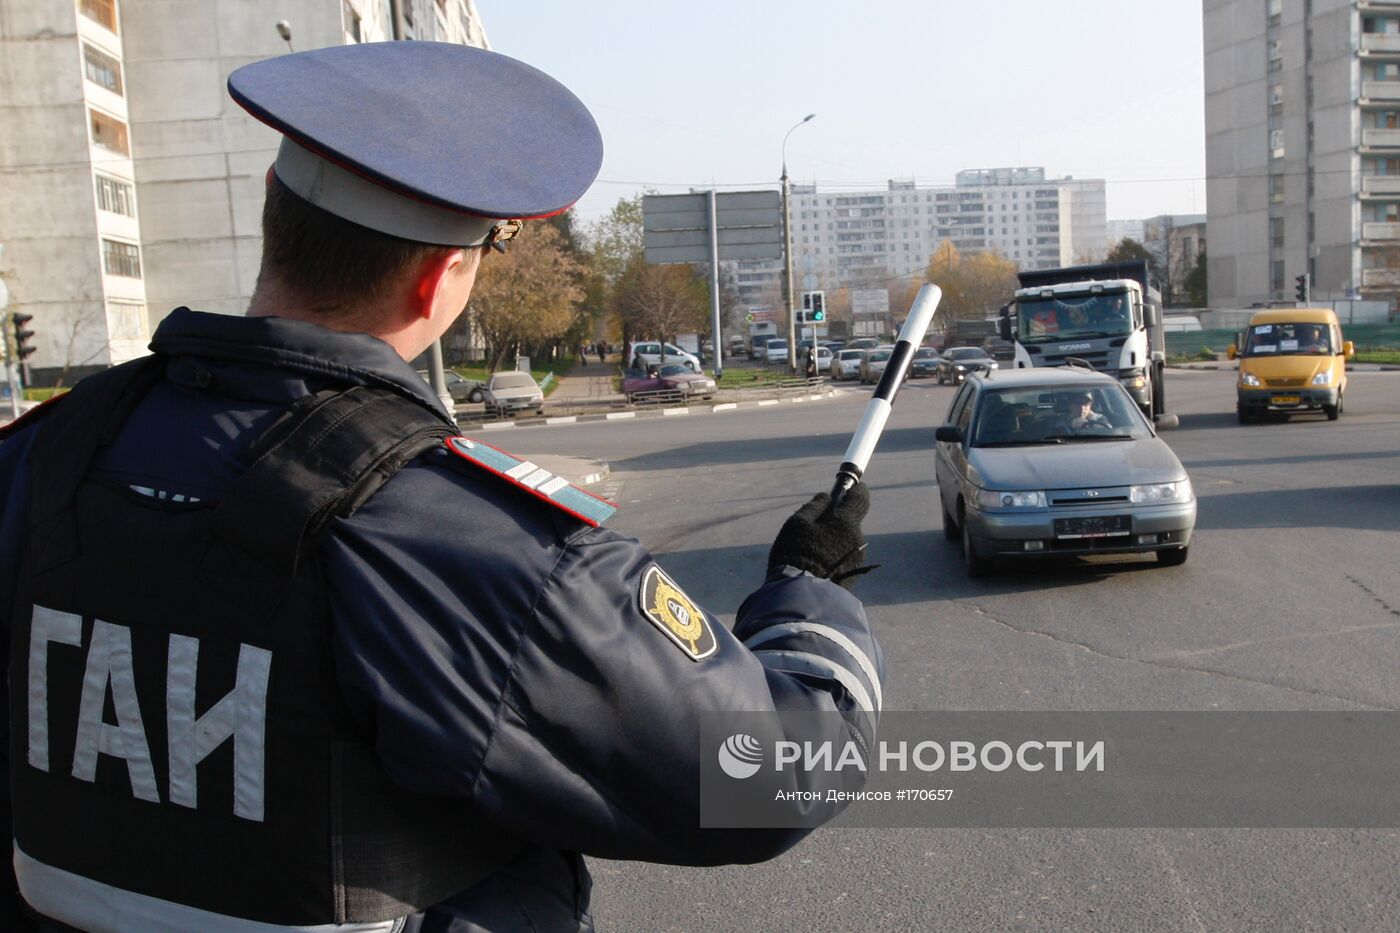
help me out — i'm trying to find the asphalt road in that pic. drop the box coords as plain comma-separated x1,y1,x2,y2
498,370,1400,932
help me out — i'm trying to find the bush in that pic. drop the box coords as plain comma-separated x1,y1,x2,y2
1196,346,1216,361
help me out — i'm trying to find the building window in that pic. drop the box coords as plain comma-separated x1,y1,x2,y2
1368,110,1400,129
1271,261,1285,292
94,173,136,216
1270,217,1285,249
102,238,141,278
89,109,128,155
1269,174,1285,203
1267,40,1282,71
82,43,122,95
107,300,147,340
343,0,362,42
1367,202,1400,221
1270,128,1285,158
79,0,119,32
1364,156,1400,175
1369,62,1400,81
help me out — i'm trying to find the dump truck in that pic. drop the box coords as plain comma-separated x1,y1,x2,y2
999,260,1166,418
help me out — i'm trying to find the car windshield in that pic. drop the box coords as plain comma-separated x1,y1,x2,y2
868,350,892,362
769,341,787,350
657,364,689,376
914,348,938,359
972,385,1150,446
491,373,537,390
1243,322,1333,356
1016,293,1134,344
839,350,864,360
948,348,989,361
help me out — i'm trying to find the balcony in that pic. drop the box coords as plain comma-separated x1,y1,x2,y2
1362,127,1400,148
1361,80,1400,101
1360,0,1400,8
1361,268,1400,287
1362,33,1400,55
1361,221,1400,239
1362,175,1400,194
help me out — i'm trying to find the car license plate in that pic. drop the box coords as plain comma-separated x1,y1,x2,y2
1053,515,1131,539
1270,395,1300,406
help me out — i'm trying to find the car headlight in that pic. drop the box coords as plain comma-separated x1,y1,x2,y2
1240,372,1261,387
989,362,999,370
1129,479,1192,504
976,489,1046,509
1311,371,1331,385
955,364,966,371
1119,368,1146,389
531,394,543,403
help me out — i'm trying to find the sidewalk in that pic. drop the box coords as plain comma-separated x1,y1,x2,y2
545,353,625,410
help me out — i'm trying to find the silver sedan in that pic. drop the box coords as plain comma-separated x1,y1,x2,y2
934,369,1195,576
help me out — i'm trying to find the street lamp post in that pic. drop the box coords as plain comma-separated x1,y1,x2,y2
782,114,815,375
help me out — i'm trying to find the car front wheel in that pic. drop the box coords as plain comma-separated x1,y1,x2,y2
1156,546,1189,567
961,508,992,577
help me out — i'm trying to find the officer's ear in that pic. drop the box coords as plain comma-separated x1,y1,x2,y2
411,247,475,321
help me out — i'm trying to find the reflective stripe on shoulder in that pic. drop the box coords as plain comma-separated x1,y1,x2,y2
442,436,617,527
744,622,882,712
14,847,402,933
750,648,877,716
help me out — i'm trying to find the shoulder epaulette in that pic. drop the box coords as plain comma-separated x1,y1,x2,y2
441,436,617,527
0,392,69,442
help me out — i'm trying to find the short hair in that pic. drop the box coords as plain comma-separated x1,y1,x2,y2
256,175,459,311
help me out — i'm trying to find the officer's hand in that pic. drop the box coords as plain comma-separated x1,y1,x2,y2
767,483,874,589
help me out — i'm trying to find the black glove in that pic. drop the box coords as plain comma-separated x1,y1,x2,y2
767,483,875,589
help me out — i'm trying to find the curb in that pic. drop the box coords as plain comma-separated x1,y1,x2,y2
457,386,844,431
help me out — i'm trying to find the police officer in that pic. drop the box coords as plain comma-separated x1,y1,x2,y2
0,42,881,932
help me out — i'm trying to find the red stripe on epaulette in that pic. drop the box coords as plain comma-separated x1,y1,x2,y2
441,436,616,528
0,392,68,442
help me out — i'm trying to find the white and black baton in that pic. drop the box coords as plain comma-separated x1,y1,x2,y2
827,284,943,511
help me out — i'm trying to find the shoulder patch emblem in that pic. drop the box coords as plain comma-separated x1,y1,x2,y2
442,436,616,526
639,564,716,661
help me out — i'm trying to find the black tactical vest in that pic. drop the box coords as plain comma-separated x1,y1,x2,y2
8,356,516,929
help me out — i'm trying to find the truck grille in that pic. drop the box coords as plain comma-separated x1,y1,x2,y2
1265,377,1306,388
1039,351,1112,368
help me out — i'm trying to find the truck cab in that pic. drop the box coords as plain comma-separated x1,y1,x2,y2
1001,261,1165,418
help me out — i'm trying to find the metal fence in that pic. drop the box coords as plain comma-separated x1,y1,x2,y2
1165,323,1400,360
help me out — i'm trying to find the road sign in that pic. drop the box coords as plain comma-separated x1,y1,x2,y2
642,191,783,264
852,288,890,317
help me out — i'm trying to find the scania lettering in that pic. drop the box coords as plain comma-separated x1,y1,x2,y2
999,260,1166,419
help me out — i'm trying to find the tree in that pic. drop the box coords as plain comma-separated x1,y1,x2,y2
611,256,708,361
464,223,584,370
1105,238,1161,282
1184,248,1207,307
922,241,1018,321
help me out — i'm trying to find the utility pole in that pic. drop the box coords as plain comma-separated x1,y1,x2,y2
781,114,814,376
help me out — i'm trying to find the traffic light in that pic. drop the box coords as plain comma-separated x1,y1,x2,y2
810,292,825,322
11,313,34,361
1294,273,1310,304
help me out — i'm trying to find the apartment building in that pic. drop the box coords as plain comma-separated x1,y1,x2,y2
0,0,488,384
1205,0,1400,307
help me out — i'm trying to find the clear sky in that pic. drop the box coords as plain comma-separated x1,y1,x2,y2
479,0,1206,227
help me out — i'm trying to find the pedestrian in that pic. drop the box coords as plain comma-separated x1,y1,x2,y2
595,341,605,364
0,42,881,933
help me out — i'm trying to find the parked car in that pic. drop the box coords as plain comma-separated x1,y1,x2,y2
749,334,777,360
621,363,717,403
833,349,866,381
417,369,484,403
846,337,879,352
797,344,833,374
820,340,846,354
981,337,1016,363
765,339,790,364
909,347,941,378
481,370,545,417
936,346,997,385
858,346,903,384
933,368,1193,577
627,341,701,372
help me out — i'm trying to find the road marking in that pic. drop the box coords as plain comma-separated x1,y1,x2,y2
758,400,779,406
662,408,689,416
480,421,515,430
606,412,636,420
713,403,738,411
545,416,577,425
792,397,806,403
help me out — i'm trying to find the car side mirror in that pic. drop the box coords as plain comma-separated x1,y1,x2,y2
1154,413,1180,431
1226,344,1237,360
935,425,962,443
1343,340,1355,359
